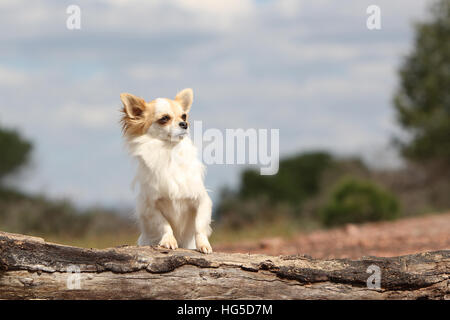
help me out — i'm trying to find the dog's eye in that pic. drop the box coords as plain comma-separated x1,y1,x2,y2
158,115,171,124
181,114,187,121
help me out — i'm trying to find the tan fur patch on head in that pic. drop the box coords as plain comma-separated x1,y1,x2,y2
120,105,155,137
120,93,155,137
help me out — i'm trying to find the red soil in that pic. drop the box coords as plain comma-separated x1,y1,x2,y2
214,213,450,259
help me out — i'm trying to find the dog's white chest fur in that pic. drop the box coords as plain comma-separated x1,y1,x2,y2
130,135,205,200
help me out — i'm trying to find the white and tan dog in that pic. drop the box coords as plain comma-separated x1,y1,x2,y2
120,88,212,253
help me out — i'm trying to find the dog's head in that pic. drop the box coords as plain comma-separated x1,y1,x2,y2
120,88,193,142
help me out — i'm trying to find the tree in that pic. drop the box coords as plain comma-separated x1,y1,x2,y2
239,151,333,206
393,0,450,165
0,126,32,184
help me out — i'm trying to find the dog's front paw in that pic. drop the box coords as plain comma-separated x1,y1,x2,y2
196,234,213,254
197,243,213,254
159,234,178,250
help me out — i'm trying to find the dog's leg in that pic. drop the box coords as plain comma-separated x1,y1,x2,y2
137,202,178,250
194,194,213,254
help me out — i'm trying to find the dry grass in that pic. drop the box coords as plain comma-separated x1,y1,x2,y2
19,217,320,249
34,231,139,249
210,217,321,244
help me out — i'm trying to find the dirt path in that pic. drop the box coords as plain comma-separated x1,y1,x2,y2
214,213,450,259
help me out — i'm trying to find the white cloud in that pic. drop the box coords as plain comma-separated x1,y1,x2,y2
0,66,28,86
51,103,118,129
126,64,182,81
175,0,253,16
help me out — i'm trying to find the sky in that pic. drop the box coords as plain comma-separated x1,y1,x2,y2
0,0,433,209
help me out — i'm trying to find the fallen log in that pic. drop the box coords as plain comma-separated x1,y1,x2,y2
0,231,448,299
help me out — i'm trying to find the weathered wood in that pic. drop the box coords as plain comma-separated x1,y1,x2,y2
0,231,448,299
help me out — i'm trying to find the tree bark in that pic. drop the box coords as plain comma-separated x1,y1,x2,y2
0,231,448,299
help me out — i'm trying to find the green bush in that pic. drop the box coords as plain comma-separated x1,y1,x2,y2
320,178,400,226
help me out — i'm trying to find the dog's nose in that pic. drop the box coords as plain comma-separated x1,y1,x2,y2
179,121,188,129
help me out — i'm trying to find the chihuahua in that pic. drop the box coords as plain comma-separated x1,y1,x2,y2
120,88,212,253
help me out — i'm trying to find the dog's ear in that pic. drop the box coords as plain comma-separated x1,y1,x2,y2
175,88,193,112
120,93,146,118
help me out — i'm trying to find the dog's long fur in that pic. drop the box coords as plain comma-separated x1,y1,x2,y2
120,89,212,253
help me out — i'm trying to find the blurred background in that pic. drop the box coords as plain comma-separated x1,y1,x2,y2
0,0,449,258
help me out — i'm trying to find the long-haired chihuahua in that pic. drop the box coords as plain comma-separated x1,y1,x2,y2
120,88,212,253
